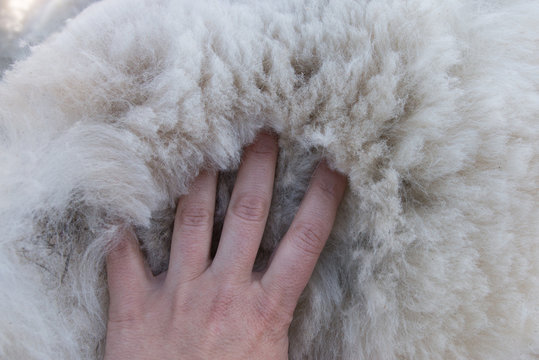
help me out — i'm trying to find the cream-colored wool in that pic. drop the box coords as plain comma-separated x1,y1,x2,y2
0,0,538,359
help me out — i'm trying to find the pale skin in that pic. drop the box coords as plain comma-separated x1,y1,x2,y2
104,132,347,359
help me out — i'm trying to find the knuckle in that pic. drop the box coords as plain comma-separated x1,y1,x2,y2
292,222,326,256
206,284,240,326
178,205,213,230
251,291,292,341
108,297,145,326
249,135,278,157
109,240,131,262
254,293,289,327
314,177,339,199
231,193,269,222
171,290,195,316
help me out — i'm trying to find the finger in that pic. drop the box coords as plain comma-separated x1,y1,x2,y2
106,227,151,307
261,161,346,309
168,170,217,283
211,132,278,281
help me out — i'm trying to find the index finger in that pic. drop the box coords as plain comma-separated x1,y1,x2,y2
260,161,346,309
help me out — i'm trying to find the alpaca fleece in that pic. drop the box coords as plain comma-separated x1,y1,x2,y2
0,0,538,359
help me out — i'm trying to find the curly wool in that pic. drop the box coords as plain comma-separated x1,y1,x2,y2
0,0,538,359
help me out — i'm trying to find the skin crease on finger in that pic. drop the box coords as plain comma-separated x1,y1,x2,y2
103,132,347,359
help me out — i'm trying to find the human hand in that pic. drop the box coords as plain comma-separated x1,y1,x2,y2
103,132,347,359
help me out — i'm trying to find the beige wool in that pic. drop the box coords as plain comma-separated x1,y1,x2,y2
0,0,538,359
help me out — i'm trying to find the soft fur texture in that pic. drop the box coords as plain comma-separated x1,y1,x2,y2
0,0,538,359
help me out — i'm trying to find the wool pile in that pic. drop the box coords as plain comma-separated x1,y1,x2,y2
0,0,538,358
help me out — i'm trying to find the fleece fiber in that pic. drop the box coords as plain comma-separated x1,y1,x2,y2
0,0,538,359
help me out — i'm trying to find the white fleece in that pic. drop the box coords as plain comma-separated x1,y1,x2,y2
0,0,538,359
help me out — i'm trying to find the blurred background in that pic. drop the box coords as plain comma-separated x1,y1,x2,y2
0,0,95,77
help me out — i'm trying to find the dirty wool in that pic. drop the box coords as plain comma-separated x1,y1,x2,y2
0,0,538,359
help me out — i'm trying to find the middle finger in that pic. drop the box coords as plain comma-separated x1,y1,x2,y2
210,132,278,282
